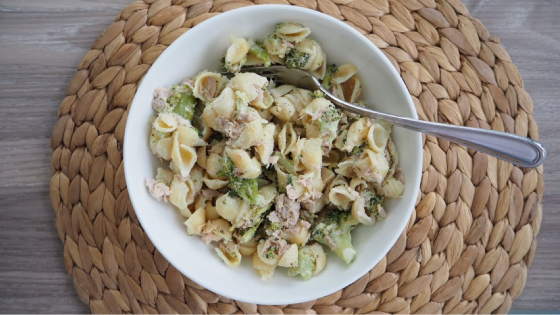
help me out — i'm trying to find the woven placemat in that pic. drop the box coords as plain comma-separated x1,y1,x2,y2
49,0,545,313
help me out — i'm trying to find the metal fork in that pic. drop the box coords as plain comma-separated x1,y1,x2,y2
222,66,546,168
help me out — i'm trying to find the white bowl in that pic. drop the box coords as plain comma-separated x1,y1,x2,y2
124,5,422,305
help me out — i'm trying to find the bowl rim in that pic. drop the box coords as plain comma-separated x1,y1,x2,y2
124,4,422,305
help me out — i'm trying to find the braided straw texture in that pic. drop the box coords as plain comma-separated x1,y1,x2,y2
49,0,545,313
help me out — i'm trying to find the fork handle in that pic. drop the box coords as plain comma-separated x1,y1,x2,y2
327,97,546,168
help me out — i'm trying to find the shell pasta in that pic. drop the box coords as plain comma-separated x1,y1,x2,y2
145,22,405,280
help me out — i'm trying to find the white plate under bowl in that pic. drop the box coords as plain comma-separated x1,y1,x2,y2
124,5,422,305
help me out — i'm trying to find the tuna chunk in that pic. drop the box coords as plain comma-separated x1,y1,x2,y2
200,77,217,99
216,117,244,141
153,87,173,100
286,184,298,201
151,98,167,112
145,178,171,202
268,194,300,228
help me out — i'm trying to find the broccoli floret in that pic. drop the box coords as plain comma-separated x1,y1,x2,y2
223,55,247,73
317,105,343,144
236,204,272,243
264,219,283,234
364,191,385,219
265,245,278,259
221,156,264,206
275,23,287,30
322,64,338,89
318,105,342,130
320,105,343,125
285,48,310,69
170,83,191,93
311,90,325,99
227,190,238,198
220,155,235,177
366,194,383,209
326,209,357,227
229,175,262,205
351,145,365,156
311,210,358,264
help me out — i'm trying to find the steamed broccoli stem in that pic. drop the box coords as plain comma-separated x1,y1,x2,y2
222,156,263,206
327,228,355,264
249,40,271,67
285,48,310,69
312,210,358,264
170,92,196,120
273,152,297,174
322,64,338,89
287,246,316,280
191,101,205,132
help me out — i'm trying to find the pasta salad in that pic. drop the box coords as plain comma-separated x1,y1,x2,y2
146,23,405,280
